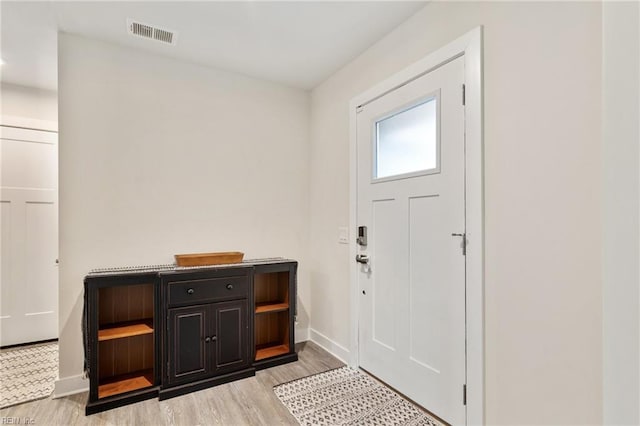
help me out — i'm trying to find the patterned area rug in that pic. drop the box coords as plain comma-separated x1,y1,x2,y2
274,366,443,426
0,342,58,409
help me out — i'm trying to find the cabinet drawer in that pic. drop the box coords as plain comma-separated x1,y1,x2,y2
168,276,248,307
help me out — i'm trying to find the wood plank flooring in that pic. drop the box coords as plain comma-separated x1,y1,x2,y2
0,341,344,425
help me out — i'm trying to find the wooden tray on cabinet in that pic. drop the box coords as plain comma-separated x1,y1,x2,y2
174,251,244,267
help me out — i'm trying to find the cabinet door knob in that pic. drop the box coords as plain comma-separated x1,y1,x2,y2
211,335,217,341
226,284,233,290
187,288,194,294
205,337,211,343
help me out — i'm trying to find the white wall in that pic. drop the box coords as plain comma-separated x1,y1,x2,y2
0,82,58,128
602,2,640,425
308,2,602,424
57,34,310,385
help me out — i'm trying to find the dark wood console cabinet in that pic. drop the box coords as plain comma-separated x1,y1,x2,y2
84,259,298,415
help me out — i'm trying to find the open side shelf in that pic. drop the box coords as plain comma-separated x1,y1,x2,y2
98,369,154,399
255,302,289,314
255,344,289,361
252,265,296,365
254,307,290,362
98,320,153,341
96,282,156,400
254,272,289,305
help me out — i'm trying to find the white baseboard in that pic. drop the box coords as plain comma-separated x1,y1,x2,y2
309,328,350,364
53,374,89,398
295,326,309,343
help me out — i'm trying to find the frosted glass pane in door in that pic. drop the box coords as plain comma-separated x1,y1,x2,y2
375,98,437,179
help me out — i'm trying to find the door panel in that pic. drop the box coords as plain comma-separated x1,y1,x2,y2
25,201,57,314
213,300,248,372
409,195,445,372
357,56,466,425
371,198,399,350
0,137,57,189
168,306,207,384
1,201,13,323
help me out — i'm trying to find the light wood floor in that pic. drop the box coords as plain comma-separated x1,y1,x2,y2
0,341,344,425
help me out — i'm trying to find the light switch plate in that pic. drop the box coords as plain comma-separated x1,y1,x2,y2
338,227,349,244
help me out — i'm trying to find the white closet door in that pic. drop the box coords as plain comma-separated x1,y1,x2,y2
1,125,58,346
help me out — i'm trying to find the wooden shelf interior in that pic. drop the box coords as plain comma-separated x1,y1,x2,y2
98,331,154,380
254,271,291,361
98,369,154,399
255,344,289,361
254,310,289,361
254,271,289,310
98,283,154,326
98,320,153,341
255,302,289,314
97,283,155,398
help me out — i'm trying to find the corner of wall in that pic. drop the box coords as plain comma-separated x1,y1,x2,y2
602,1,640,424
53,375,89,399
309,328,350,364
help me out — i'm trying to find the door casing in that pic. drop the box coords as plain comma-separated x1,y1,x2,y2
348,27,484,425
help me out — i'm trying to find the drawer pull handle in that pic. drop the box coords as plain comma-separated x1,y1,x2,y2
226,284,233,290
187,288,194,294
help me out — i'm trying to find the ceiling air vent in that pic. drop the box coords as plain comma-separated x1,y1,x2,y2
127,19,177,46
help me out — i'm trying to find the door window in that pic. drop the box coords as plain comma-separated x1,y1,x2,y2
374,94,439,180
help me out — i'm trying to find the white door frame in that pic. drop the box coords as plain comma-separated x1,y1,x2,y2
349,27,484,425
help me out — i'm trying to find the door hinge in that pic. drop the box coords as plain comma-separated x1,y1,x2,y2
356,105,364,113
463,384,467,405
462,84,466,106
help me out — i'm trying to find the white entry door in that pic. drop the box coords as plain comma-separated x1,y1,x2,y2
357,56,466,424
1,125,58,346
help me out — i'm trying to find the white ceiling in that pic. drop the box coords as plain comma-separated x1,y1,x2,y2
0,1,426,91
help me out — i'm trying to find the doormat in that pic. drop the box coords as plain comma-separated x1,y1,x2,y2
0,342,58,409
274,366,443,426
